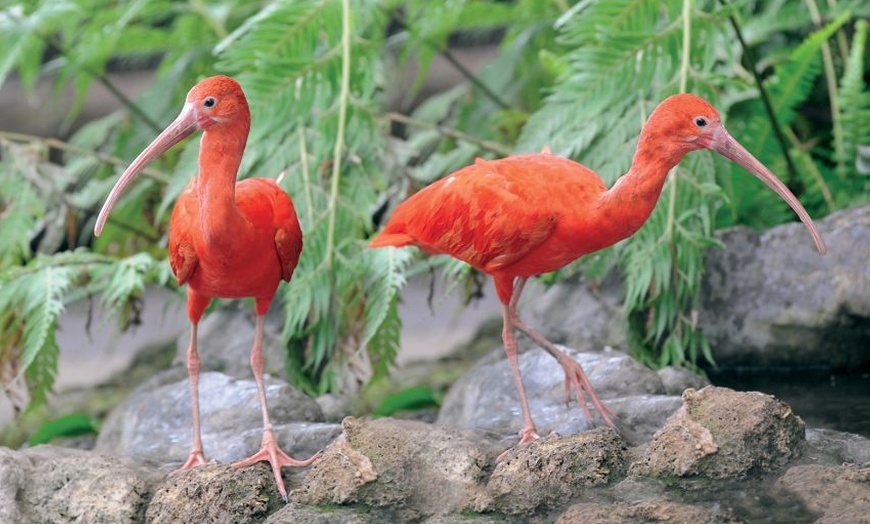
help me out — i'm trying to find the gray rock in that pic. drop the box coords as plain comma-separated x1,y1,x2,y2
476,428,626,515
806,427,870,465
293,417,490,519
266,503,382,524
700,205,870,368
176,306,287,380
0,445,159,524
777,464,870,523
437,345,676,445
529,272,627,351
657,366,711,395
96,371,336,466
630,386,805,478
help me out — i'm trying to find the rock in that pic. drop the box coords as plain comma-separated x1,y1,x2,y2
555,499,741,524
437,346,678,445
266,503,386,524
96,371,337,466
0,445,159,524
293,417,490,519
777,464,870,523
146,463,284,523
700,205,870,368
631,386,804,478
176,306,287,380
530,272,627,351
477,428,626,515
657,366,710,395
806,427,870,464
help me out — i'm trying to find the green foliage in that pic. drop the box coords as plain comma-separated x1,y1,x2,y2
1,0,868,419
28,412,99,445
372,385,440,418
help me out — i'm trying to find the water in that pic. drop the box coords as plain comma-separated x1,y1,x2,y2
707,368,870,438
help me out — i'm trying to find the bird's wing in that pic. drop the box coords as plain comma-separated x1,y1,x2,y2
237,178,303,283
168,181,199,285
391,158,560,272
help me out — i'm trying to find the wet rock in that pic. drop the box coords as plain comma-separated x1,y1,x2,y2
438,346,679,445
701,205,870,368
657,366,710,395
555,499,742,524
806,427,870,464
631,386,804,478
477,428,626,515
0,445,159,524
777,464,870,523
147,463,284,523
96,371,337,466
293,417,490,519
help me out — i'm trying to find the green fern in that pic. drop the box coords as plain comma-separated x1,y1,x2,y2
836,18,870,180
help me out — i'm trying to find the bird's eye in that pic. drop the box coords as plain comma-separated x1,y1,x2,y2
694,116,708,127
203,97,216,108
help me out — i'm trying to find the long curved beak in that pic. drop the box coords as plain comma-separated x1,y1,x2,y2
94,103,199,237
708,126,827,255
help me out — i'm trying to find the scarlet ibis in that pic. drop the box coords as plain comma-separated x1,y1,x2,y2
94,75,317,500
369,94,826,450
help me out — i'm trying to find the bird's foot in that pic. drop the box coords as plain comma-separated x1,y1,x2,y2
496,425,540,462
233,428,320,502
558,355,617,427
171,449,209,475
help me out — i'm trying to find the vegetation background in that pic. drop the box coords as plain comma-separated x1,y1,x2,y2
1,0,868,440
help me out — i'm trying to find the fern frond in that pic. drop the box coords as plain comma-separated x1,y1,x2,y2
836,18,870,178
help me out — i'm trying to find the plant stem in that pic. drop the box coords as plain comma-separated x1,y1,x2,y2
679,0,692,94
189,0,228,39
805,0,845,179
719,1,799,185
384,112,512,156
438,47,510,110
324,0,352,270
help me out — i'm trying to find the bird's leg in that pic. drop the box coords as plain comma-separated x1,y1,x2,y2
508,278,615,428
173,322,209,472
232,314,319,502
500,302,541,451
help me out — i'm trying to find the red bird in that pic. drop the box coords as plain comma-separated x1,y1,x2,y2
94,76,317,500
370,94,826,449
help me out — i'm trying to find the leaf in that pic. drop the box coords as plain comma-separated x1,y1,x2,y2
372,385,440,417
28,412,99,445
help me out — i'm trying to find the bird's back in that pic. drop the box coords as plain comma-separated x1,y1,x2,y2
370,153,607,273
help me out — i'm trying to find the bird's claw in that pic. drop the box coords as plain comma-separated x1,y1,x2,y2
171,449,210,476
558,355,616,428
233,429,320,502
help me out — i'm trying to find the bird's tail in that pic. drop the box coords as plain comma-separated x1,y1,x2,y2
368,231,415,248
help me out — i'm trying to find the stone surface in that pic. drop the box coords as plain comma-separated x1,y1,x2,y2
631,386,805,478
96,370,336,466
657,365,711,395
293,417,491,519
477,428,626,515
146,463,285,524
0,445,160,524
806,427,870,464
555,499,741,524
437,345,684,446
700,205,870,368
777,464,870,524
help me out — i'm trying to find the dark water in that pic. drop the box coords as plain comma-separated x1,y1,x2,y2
708,368,870,438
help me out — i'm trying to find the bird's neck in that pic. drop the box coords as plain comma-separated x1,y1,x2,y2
599,131,687,241
196,128,248,241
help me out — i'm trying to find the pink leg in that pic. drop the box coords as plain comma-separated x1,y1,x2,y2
499,303,541,459
173,322,209,473
509,278,615,427
232,314,319,501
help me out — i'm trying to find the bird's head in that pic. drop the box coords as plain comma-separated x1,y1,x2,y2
643,93,826,255
93,75,251,237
